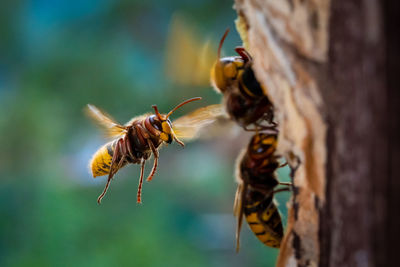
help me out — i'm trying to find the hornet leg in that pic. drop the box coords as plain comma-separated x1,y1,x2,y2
97,139,124,204
137,160,146,203
146,140,159,182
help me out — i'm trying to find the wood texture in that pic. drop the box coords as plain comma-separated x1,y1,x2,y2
320,0,399,266
234,0,330,266
385,2,400,266
320,1,386,266
234,0,398,266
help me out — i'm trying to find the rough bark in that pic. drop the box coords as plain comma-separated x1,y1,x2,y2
320,1,399,266
235,0,329,266
385,3,400,266
234,0,398,266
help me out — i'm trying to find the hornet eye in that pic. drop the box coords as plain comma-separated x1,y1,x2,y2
150,116,162,131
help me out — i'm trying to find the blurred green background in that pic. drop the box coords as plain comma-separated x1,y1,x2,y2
0,0,291,266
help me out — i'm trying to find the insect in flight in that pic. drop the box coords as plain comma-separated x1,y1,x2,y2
210,29,275,130
164,13,217,87
234,132,291,251
87,97,223,204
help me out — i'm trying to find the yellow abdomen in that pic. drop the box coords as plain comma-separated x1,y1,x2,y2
245,201,283,248
90,140,116,177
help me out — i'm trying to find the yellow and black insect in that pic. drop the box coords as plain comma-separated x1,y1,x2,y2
87,97,223,204
234,132,290,251
164,14,217,87
210,29,275,130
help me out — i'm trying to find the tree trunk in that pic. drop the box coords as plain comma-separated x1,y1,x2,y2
234,0,399,266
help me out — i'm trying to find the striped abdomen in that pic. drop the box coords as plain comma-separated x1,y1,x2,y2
90,140,119,177
244,194,283,248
